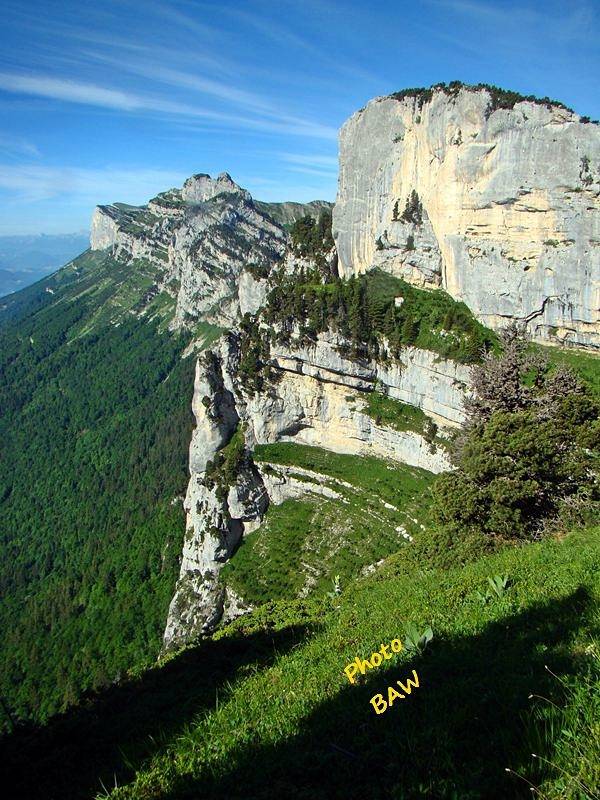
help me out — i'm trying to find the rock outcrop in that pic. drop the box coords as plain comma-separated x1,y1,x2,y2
89,173,327,328
155,87,600,651
163,327,469,649
163,348,267,650
333,84,600,348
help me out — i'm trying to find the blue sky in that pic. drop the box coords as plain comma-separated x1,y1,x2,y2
0,0,598,235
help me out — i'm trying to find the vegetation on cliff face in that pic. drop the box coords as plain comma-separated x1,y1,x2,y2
255,200,333,230
363,391,439,443
0,250,196,726
289,210,334,258
204,426,249,502
223,444,434,604
286,209,337,282
263,267,496,363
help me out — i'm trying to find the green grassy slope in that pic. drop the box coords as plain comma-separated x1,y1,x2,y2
0,250,198,724
223,444,434,604
2,526,597,799
540,345,600,399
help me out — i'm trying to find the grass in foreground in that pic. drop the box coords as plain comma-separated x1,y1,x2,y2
2,526,598,799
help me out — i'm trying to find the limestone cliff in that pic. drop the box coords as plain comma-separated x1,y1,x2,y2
89,173,328,328
163,326,469,649
333,84,600,348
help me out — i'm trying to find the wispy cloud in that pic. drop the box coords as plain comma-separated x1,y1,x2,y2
279,153,338,178
84,54,275,115
0,71,338,139
147,0,217,41
0,73,156,112
281,153,338,169
430,0,598,44
0,133,40,159
85,54,340,138
0,164,187,203
219,4,381,84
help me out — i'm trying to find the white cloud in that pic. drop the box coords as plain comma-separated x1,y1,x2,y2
286,165,338,178
281,153,338,168
221,4,379,84
85,54,276,115
0,133,40,159
0,72,237,121
0,164,187,204
84,55,339,139
0,74,144,111
431,0,597,44
0,71,338,140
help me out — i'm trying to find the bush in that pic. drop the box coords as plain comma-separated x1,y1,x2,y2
383,521,494,573
435,326,599,539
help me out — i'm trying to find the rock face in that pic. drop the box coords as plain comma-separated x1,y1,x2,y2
169,191,285,327
267,330,468,428
163,327,468,649
163,348,267,650
89,173,316,327
181,172,251,203
255,199,333,228
333,85,600,348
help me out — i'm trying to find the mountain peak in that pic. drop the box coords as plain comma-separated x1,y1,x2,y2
181,172,251,203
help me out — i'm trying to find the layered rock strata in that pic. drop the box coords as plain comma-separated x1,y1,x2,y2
333,85,600,348
163,329,469,649
90,173,314,327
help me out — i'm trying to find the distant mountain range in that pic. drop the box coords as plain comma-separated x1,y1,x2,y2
0,233,90,297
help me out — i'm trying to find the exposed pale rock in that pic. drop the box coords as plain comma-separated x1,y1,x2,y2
188,354,239,474
90,206,120,250
238,270,269,316
170,193,286,327
222,586,253,624
258,463,345,505
244,368,448,473
163,347,268,650
181,172,251,203
374,207,442,288
163,327,463,649
89,173,287,327
334,86,600,348
268,329,469,426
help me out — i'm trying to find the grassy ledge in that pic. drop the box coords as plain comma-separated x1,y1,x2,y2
223,444,434,604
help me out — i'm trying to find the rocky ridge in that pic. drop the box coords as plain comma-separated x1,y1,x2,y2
90,173,327,329
163,326,468,649
89,85,600,651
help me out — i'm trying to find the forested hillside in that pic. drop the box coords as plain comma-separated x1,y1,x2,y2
0,250,203,723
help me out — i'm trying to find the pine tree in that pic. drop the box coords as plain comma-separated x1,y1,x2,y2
401,315,420,344
383,305,397,337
